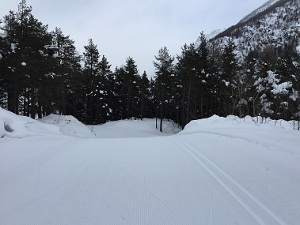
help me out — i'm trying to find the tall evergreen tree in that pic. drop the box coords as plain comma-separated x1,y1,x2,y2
138,71,152,119
253,59,275,119
1,0,52,117
154,47,174,132
96,55,111,123
1,7,21,114
288,50,300,127
176,43,198,127
242,50,260,117
82,39,101,124
207,41,223,116
0,26,11,109
220,39,238,115
124,57,140,119
50,27,82,116
113,66,127,120
196,32,211,118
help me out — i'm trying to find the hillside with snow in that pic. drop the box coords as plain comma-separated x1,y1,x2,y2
210,0,300,60
1,108,300,224
239,0,283,24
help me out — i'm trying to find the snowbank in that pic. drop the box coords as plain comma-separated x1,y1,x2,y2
89,118,181,138
182,115,296,134
1,108,180,139
180,115,299,152
0,107,60,138
39,114,95,138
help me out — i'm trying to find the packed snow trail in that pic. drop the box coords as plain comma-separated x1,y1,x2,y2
1,115,300,225
172,137,287,225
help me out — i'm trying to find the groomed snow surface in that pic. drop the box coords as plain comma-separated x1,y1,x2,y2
1,107,300,225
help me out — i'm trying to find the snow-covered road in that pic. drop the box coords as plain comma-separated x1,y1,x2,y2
1,112,300,225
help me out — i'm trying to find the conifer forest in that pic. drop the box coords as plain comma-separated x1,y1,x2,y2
1,0,300,130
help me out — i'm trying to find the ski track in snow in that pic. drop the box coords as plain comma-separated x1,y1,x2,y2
1,114,300,225
172,137,287,225
180,130,270,148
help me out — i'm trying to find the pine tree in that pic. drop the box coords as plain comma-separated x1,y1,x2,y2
96,55,111,123
0,26,11,108
1,8,21,114
176,43,198,127
196,32,211,118
1,0,52,117
50,27,82,117
113,66,127,120
124,57,140,119
220,39,238,115
288,50,300,128
82,39,101,124
154,47,174,132
253,61,275,119
149,77,158,125
138,71,152,119
273,57,294,120
207,41,223,116
106,69,118,121
243,50,260,117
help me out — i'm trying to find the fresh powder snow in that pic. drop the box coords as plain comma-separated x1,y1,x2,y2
0,108,300,225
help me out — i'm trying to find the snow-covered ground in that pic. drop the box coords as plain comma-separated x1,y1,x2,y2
1,108,300,225
39,114,96,138
88,119,181,138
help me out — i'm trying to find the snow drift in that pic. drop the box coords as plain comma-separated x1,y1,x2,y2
1,107,181,139
89,118,181,138
0,107,60,138
39,114,95,138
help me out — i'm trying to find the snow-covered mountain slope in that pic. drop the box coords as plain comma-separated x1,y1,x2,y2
196,29,224,44
211,0,300,60
1,110,300,224
239,0,283,24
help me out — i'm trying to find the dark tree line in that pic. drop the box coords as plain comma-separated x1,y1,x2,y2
0,1,155,125
153,33,300,130
1,1,300,131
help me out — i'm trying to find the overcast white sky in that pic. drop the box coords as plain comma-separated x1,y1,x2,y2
0,0,267,75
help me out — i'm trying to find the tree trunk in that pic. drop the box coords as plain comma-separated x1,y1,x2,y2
140,95,144,120
160,102,163,132
30,88,36,119
186,77,192,124
200,94,204,118
7,86,19,114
